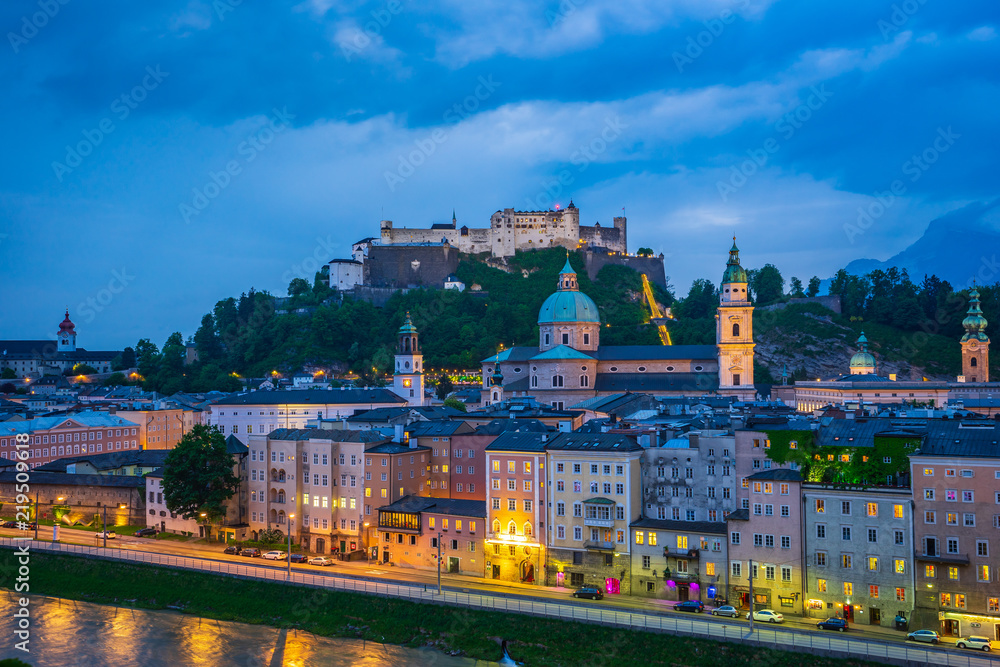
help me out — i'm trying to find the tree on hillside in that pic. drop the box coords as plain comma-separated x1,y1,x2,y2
69,363,98,375
674,279,718,320
637,247,654,257
134,339,160,378
807,276,821,297
435,374,454,400
163,425,240,525
443,396,467,412
789,277,805,297
749,264,784,304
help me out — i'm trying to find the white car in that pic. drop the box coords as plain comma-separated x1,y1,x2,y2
262,550,287,560
746,609,784,623
956,636,992,652
95,530,116,539
308,556,334,566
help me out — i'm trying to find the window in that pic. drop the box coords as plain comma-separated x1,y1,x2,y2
963,490,974,503
815,499,825,513
866,502,877,517
948,567,959,580
894,530,904,546
817,578,827,592
867,556,879,571
765,565,775,580
648,532,657,546
941,593,952,607
947,538,959,554
989,598,1000,613
869,584,879,599
780,505,789,517
556,501,565,516
868,528,877,543
731,562,741,578
842,526,851,541
677,535,688,550
781,535,790,549
924,489,935,501
925,510,936,524
781,566,792,583
730,532,740,545
895,587,905,602
816,524,826,539
841,554,852,569
636,531,645,545
764,535,774,548
964,513,976,527
925,564,936,578
815,551,827,566
977,540,989,557
843,582,853,596
753,533,763,547
841,501,851,515
977,565,990,582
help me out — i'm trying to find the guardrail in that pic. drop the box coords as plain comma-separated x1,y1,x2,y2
3,538,998,667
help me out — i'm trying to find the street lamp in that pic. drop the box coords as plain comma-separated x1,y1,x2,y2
287,514,295,578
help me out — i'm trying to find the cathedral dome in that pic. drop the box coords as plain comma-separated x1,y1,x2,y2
849,331,875,373
538,257,600,324
538,290,600,324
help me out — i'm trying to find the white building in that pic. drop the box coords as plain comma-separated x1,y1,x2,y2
328,259,365,291
208,388,407,444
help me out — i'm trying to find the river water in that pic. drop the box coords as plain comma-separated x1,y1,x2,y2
0,595,496,667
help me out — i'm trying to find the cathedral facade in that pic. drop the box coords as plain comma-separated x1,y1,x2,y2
478,242,758,406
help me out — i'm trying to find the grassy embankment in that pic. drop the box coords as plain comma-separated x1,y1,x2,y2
11,552,887,667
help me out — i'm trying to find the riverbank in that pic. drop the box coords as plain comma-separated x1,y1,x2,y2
12,552,885,667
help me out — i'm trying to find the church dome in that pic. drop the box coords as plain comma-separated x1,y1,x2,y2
722,240,748,284
538,290,600,324
58,310,76,333
849,331,875,372
538,257,600,324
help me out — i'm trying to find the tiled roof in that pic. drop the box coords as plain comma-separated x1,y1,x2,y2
544,432,643,452
474,419,551,436
595,345,717,361
406,421,474,437
266,428,389,442
36,449,170,473
485,431,547,452
365,442,430,454
747,469,803,482
0,411,140,435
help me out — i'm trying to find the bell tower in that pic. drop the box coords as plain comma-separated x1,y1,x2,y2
57,309,77,352
487,357,504,406
716,239,755,398
392,312,425,405
960,285,990,383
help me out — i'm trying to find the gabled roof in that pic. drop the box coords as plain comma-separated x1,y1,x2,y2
365,441,430,454
915,419,1000,458
213,389,406,406
481,347,539,364
224,434,250,454
475,419,551,436
406,421,474,437
267,428,389,443
530,345,595,361
36,449,171,473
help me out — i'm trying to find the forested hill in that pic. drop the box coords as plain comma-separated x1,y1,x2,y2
128,249,998,394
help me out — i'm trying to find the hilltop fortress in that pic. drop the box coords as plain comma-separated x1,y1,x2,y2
379,200,626,257
326,202,665,301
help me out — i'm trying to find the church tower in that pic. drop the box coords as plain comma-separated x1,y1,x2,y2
392,312,425,405
487,356,504,406
57,310,77,352
716,239,755,398
849,331,876,375
536,256,601,353
960,285,990,383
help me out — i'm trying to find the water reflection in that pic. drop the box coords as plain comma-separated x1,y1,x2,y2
0,595,495,667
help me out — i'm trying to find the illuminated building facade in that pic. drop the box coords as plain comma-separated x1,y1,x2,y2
377,495,486,576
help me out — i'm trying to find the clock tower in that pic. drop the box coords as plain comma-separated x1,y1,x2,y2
716,239,755,399
960,286,990,383
392,312,425,405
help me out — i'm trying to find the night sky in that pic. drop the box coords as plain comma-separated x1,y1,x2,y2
1,1,997,349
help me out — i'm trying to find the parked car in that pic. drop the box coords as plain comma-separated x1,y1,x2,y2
674,600,705,613
712,605,739,618
956,636,992,652
223,545,242,555
288,553,307,563
1,521,17,528
134,527,157,538
572,586,604,600
262,550,287,560
240,547,261,558
906,629,940,644
817,617,849,632
95,530,116,539
308,556,334,566
746,609,784,623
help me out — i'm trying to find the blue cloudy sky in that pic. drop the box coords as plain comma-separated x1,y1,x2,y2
1,0,997,350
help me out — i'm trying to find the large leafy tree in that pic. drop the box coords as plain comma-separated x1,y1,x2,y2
749,264,784,304
163,425,240,521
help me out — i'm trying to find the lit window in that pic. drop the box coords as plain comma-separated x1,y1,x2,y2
636,531,644,545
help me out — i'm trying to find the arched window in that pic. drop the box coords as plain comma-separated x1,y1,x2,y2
507,521,517,535
524,522,533,537
277,490,286,503
580,375,589,387
970,357,978,367
531,375,538,387
493,519,501,534
278,510,286,525
492,391,499,401
732,323,740,337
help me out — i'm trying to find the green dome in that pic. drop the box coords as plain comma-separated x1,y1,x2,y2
538,290,600,324
850,331,875,370
961,287,989,342
722,240,748,284
398,312,417,334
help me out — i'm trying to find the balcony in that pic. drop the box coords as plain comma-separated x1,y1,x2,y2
584,540,616,551
583,518,614,528
916,552,970,565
